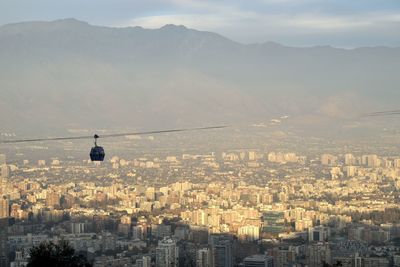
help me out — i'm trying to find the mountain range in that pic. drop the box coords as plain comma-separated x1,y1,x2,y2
0,18,399,135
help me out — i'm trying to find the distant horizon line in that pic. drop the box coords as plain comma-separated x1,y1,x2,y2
1,18,399,50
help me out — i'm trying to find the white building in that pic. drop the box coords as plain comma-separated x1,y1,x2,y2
156,237,179,267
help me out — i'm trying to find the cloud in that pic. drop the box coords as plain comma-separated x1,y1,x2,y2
1,0,399,47
122,14,232,29
118,9,400,46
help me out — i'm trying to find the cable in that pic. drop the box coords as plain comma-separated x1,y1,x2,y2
362,109,400,117
0,125,228,144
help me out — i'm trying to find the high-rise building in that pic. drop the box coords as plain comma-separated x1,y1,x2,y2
321,154,337,166
393,255,400,267
0,198,9,218
269,247,296,267
361,154,380,168
262,211,285,234
145,187,156,201
308,226,330,242
193,209,208,226
394,159,400,169
366,154,379,168
0,164,9,179
268,152,296,163
213,240,233,267
248,151,257,161
0,158,7,186
0,218,9,267
284,153,298,163
0,163,6,193
344,154,355,165
174,226,189,240
132,225,145,240
306,243,331,267
71,222,85,234
238,225,260,241
344,166,357,177
362,257,389,267
156,237,179,267
136,256,151,267
196,248,212,267
46,192,60,207
243,255,274,267
153,224,171,239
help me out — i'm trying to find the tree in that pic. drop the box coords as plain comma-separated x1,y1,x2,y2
28,240,92,267
322,261,343,267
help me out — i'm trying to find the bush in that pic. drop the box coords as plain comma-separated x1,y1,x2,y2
28,240,91,267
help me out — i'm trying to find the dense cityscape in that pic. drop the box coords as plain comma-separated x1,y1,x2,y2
1,144,400,267
1,1,400,266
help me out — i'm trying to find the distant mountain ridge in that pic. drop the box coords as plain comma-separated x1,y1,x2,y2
0,19,399,134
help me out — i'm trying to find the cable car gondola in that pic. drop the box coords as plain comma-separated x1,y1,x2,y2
90,134,105,161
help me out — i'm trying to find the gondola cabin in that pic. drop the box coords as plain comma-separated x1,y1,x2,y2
90,134,105,161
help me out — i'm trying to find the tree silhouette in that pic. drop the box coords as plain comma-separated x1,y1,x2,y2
27,240,91,267
322,261,343,267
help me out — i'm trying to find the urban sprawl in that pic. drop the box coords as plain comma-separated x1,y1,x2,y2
0,149,399,267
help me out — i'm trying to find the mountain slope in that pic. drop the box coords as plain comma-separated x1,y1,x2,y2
0,19,399,134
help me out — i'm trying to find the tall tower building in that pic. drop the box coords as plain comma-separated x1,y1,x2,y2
0,218,9,267
193,210,208,226
306,243,331,267
269,247,296,267
367,154,379,168
156,237,179,267
213,240,233,267
344,166,357,177
394,159,400,168
196,248,212,267
0,164,9,180
344,154,355,165
0,154,6,189
0,198,9,218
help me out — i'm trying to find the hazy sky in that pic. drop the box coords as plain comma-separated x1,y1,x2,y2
1,0,399,47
